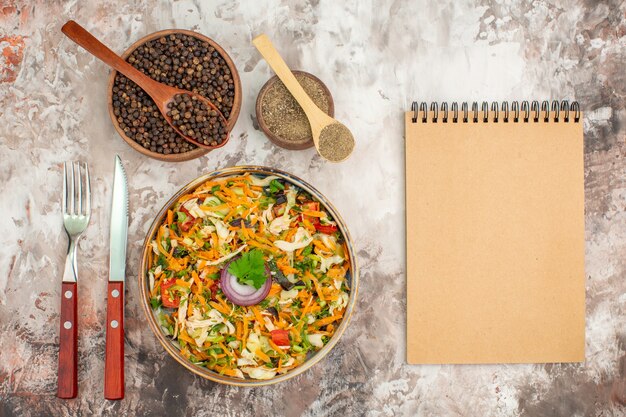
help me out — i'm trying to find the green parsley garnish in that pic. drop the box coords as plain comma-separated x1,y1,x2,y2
228,249,268,289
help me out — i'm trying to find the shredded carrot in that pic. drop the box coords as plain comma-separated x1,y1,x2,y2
214,364,239,377
243,202,259,218
268,283,282,297
284,228,297,242
197,294,208,309
236,320,243,340
191,271,203,294
176,278,192,288
192,349,210,360
301,210,326,218
196,251,215,260
167,257,183,272
219,342,233,357
313,240,332,253
300,294,314,318
315,315,342,327
277,257,298,275
251,306,265,330
215,295,231,314
209,301,230,316
242,315,249,351
248,240,279,254
268,339,286,355
203,265,219,275
309,273,325,302
301,218,316,233
178,330,195,345
327,267,345,279
151,275,163,297
255,349,271,363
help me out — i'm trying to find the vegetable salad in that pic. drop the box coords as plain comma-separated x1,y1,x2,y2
147,173,351,380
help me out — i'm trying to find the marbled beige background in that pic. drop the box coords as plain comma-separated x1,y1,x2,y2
0,0,624,416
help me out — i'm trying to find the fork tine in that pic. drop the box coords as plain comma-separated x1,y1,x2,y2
84,162,91,215
76,162,83,215
69,161,75,214
63,162,68,214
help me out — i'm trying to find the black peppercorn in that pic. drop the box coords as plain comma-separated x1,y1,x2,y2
166,93,228,146
112,33,235,154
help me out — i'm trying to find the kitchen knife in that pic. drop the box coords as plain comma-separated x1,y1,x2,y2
104,155,128,400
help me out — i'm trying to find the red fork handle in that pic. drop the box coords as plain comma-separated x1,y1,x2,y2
57,282,78,398
104,281,125,400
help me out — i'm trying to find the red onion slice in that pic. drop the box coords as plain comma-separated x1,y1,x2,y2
220,257,271,306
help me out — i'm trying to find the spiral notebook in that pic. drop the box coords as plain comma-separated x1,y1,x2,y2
405,101,585,364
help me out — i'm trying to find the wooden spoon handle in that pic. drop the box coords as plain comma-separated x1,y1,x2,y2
62,21,163,99
253,34,326,125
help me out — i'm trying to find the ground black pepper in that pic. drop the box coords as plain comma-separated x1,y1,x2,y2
260,73,330,145
111,33,235,154
318,123,354,162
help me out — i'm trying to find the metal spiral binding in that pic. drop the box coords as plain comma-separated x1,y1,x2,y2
532,101,540,122
411,100,580,123
411,101,418,123
541,100,550,122
430,102,438,123
521,101,530,122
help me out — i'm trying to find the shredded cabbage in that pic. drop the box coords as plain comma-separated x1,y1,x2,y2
241,366,277,380
318,254,344,272
269,215,292,235
280,288,299,301
308,334,324,348
249,175,279,187
274,227,313,252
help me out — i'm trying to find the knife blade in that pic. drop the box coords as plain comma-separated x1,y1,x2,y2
104,155,128,400
108,155,128,281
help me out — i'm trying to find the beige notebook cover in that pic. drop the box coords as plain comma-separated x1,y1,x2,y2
405,102,585,364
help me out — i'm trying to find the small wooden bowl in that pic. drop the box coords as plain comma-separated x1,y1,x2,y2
255,71,334,150
107,29,242,162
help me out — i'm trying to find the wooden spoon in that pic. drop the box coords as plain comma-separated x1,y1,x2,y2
62,20,229,150
253,34,354,162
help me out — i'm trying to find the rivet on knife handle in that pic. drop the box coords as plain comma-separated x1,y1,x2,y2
104,281,124,399
57,282,78,398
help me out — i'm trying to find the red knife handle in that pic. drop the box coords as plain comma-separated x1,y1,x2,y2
57,282,78,398
104,281,124,400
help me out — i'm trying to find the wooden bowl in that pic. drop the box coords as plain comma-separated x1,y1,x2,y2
138,166,359,386
255,71,334,150
107,29,242,162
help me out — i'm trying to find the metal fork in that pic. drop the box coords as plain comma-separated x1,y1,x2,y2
57,161,91,399
62,162,91,283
